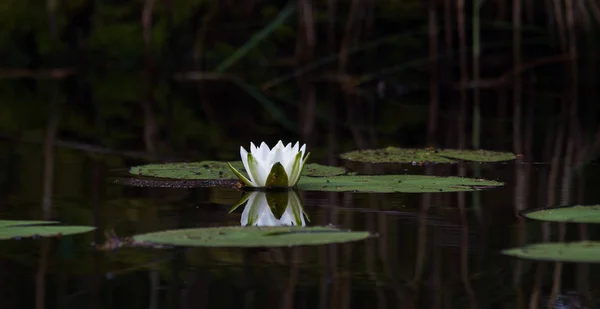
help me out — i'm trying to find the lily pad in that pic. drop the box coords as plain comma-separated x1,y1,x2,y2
133,226,372,247
296,175,503,193
520,205,600,223
0,220,96,240
128,161,346,181
340,147,516,164
502,241,600,263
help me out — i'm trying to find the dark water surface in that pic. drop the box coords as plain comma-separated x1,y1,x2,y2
0,145,599,309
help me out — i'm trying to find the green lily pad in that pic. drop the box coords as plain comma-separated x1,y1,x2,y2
296,175,503,193
521,205,600,223
0,220,96,240
502,241,600,263
128,161,346,181
133,226,372,247
340,147,516,164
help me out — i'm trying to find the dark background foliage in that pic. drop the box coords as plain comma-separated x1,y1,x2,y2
2,0,599,166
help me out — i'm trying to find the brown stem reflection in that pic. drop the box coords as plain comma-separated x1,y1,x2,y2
529,263,546,309
282,248,300,309
375,193,412,308
458,165,477,309
365,204,387,309
413,165,434,287
35,239,51,309
340,192,354,309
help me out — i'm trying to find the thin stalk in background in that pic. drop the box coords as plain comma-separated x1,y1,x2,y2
472,0,481,149
296,0,317,143
427,0,439,145
327,0,338,165
443,0,454,147
513,0,523,154
457,0,468,149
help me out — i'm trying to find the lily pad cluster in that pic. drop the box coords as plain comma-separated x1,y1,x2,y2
118,146,511,248
126,149,508,193
502,205,600,262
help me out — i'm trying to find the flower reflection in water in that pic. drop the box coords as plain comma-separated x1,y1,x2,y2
231,191,309,227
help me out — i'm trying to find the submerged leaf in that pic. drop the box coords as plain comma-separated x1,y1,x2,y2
502,241,600,263
133,226,372,247
296,174,503,193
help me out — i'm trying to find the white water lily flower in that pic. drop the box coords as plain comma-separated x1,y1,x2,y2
228,141,309,188
237,191,307,226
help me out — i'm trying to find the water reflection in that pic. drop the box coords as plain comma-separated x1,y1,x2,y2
233,191,309,226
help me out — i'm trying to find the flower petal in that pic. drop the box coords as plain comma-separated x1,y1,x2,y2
247,153,267,187
257,142,270,161
291,152,310,186
240,146,258,186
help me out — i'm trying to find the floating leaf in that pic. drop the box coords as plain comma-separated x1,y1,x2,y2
128,161,346,181
133,226,372,247
340,147,516,164
0,220,95,240
521,205,600,223
502,241,600,263
296,175,503,193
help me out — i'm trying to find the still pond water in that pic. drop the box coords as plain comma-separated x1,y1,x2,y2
0,144,599,309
